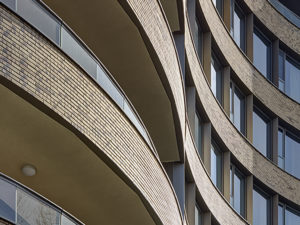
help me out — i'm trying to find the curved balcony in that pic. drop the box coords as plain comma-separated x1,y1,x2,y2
0,0,154,154
0,3,183,225
0,174,82,225
185,7,300,206
185,123,248,225
244,0,300,55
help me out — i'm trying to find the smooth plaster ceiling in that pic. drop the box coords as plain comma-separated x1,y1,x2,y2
0,83,155,225
42,0,180,162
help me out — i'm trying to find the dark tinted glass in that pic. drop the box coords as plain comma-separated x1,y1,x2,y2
17,0,60,44
195,17,203,63
253,107,270,158
253,188,270,225
234,86,245,134
0,178,16,223
213,0,223,16
195,112,202,156
253,28,271,79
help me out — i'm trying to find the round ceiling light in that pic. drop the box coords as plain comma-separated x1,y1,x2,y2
21,164,37,177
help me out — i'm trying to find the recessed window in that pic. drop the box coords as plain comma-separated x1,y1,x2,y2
278,50,300,103
211,140,223,191
231,1,246,51
211,52,223,104
230,164,246,217
195,111,203,157
0,178,16,223
253,106,272,158
212,0,223,17
195,203,203,225
195,16,203,64
230,81,246,134
278,203,300,225
253,27,272,80
278,127,300,179
253,186,271,225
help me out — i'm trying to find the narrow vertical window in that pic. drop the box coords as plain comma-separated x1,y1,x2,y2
278,203,300,225
211,141,223,191
230,165,246,217
231,1,246,51
253,106,271,158
211,53,223,104
253,187,271,225
195,204,203,225
195,16,203,64
213,0,223,17
195,111,202,157
230,81,246,134
253,27,272,80
285,56,300,103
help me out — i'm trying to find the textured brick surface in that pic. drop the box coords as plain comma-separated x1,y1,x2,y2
185,126,248,225
127,0,186,140
244,0,300,55
0,6,182,225
198,0,300,131
185,10,300,205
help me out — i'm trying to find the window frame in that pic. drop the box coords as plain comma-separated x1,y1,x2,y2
230,0,246,52
195,15,204,64
195,203,203,225
230,80,246,135
278,202,300,225
211,140,223,192
230,164,246,217
211,51,223,105
253,26,272,81
195,110,203,158
253,106,272,159
253,185,272,225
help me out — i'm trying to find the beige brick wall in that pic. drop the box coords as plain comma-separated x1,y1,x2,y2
0,6,182,225
185,9,300,206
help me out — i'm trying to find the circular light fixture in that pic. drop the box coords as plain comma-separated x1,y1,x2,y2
21,164,37,177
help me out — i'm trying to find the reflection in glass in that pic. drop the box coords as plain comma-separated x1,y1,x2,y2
211,141,222,191
279,203,300,225
285,57,300,103
230,165,245,217
253,28,271,79
253,107,270,158
231,2,245,51
0,178,16,223
17,189,60,225
230,82,245,134
253,188,270,225
213,0,223,16
211,54,222,104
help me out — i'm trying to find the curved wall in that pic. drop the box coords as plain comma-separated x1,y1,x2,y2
0,5,182,225
185,9,300,205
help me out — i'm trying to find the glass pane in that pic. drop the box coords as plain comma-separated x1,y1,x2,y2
253,29,270,79
233,5,245,51
17,189,60,225
234,87,245,134
230,83,233,121
195,112,202,155
97,65,124,108
253,109,269,157
279,80,285,92
61,214,76,225
233,172,241,213
253,189,269,225
0,178,16,223
286,206,300,225
285,57,300,103
278,129,283,158
279,50,285,81
278,205,284,225
0,0,16,11
195,205,202,225
285,132,300,179
61,27,97,79
195,18,203,63
17,0,60,44
211,56,222,104
211,143,222,191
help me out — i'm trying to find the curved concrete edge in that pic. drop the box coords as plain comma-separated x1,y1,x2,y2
244,0,300,55
198,0,300,131
0,6,183,225
120,0,187,156
184,11,300,205
185,123,248,225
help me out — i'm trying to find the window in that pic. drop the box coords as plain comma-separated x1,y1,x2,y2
195,16,203,64
253,27,272,80
195,111,203,157
230,164,246,217
253,187,271,225
211,141,223,191
195,204,203,225
230,81,246,134
253,106,272,158
213,0,223,17
231,1,246,51
278,127,300,179
279,203,300,225
278,50,300,103
0,178,16,223
211,53,223,104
